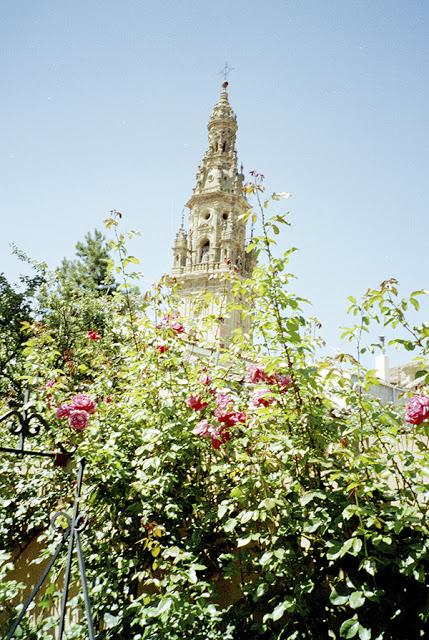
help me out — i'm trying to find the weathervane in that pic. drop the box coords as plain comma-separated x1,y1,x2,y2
219,61,234,82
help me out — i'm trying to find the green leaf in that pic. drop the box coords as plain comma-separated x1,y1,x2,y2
188,568,198,583
240,510,253,524
300,490,326,506
237,536,251,548
103,612,120,628
224,518,236,533
360,558,376,576
304,517,324,533
259,551,273,566
272,602,286,621
330,588,349,606
340,618,360,638
349,591,365,609
258,497,276,510
343,504,360,520
327,538,362,560
155,598,172,616
218,504,228,519
271,598,295,621
358,625,371,640
351,538,363,555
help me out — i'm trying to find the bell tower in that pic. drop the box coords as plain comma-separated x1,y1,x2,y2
172,82,255,341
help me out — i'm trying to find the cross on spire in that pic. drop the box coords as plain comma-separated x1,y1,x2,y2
219,61,234,82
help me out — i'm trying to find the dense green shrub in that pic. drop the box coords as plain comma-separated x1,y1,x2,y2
1,187,428,639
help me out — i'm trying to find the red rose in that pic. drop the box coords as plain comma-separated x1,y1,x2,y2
87,330,101,341
251,388,275,408
55,403,72,419
156,344,169,353
68,409,90,431
271,373,292,392
245,365,269,384
186,394,208,411
71,393,97,415
171,322,185,334
405,395,429,425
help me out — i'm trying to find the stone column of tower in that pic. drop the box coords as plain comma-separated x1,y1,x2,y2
172,82,255,342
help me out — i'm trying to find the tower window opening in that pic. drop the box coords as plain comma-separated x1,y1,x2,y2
222,141,227,152
222,212,229,220
200,240,210,263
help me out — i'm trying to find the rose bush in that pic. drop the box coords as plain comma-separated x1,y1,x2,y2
0,195,428,640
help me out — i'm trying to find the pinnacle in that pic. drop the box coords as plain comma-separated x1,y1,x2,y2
209,83,236,126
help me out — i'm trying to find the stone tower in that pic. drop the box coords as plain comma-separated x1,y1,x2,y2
172,82,255,341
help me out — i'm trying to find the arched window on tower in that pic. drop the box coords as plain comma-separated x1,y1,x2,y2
200,240,210,263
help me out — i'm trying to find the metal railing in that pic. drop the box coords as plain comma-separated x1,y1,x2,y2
1,390,96,639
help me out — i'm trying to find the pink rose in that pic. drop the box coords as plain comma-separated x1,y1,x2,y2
216,392,233,409
405,395,429,425
199,373,212,386
87,330,101,341
245,365,268,384
232,411,247,424
186,394,208,411
171,322,185,334
43,379,56,389
55,403,72,419
193,419,231,450
71,393,97,415
68,409,90,431
271,373,292,392
193,419,212,437
163,312,179,323
252,388,275,408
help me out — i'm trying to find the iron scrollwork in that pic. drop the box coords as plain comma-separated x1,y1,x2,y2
6,458,96,640
0,387,74,465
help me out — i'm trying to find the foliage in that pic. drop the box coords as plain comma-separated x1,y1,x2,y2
0,271,42,394
0,188,428,639
56,229,116,296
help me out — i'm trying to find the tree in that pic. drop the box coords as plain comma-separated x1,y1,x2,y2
0,272,42,393
56,229,116,295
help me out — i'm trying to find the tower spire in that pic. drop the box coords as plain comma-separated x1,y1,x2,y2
190,81,241,199
172,84,255,341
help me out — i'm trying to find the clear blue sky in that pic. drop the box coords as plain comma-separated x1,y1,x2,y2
1,0,428,364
